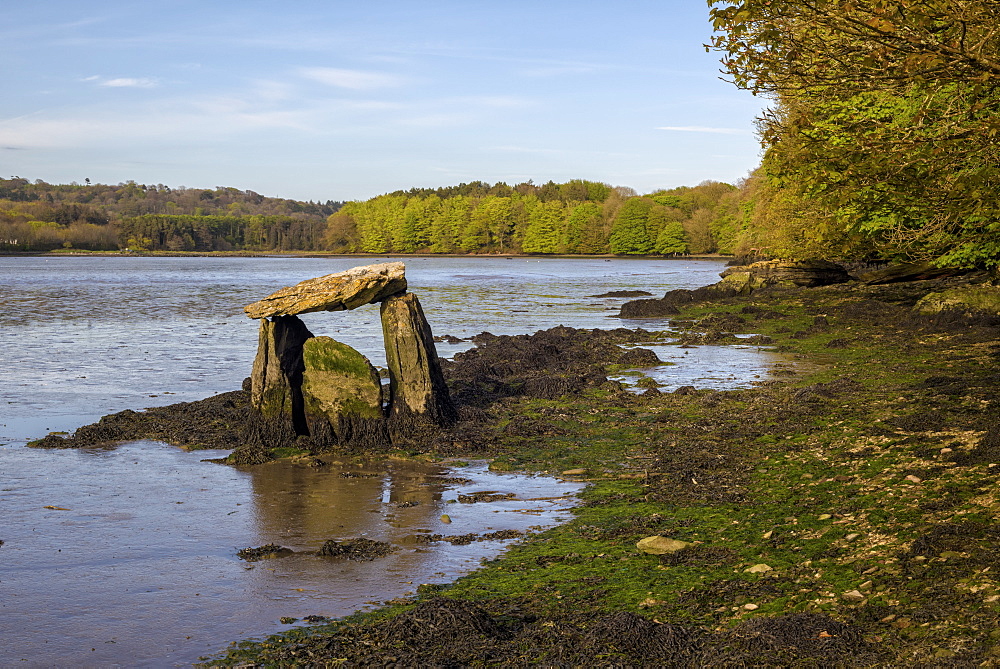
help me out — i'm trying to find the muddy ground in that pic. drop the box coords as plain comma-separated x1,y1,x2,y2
32,272,1000,666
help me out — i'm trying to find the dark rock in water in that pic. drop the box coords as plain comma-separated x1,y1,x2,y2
588,290,654,298
300,336,387,447
380,292,457,427
457,491,516,503
29,390,257,451
443,326,654,406
619,347,661,366
317,538,396,561
618,285,738,319
237,544,294,561
302,615,330,623
244,262,407,319
250,315,313,434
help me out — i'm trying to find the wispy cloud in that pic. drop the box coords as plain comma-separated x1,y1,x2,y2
82,75,158,88
656,125,746,135
101,77,158,88
298,67,405,90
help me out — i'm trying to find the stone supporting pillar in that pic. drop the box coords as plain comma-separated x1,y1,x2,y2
250,315,314,433
380,292,457,426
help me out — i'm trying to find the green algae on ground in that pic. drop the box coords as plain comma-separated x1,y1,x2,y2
207,276,1000,666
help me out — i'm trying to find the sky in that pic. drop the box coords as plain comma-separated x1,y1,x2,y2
2,1,766,202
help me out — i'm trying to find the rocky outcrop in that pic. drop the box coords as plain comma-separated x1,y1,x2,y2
381,293,457,426
858,262,964,285
720,260,851,291
244,262,406,319
301,336,387,446
914,285,1000,316
618,285,737,319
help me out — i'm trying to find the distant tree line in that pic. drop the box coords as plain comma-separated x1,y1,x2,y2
325,179,743,255
0,176,746,256
0,177,339,252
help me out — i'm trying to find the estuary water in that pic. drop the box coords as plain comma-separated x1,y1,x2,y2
0,255,780,667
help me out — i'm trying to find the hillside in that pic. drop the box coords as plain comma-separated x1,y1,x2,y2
0,177,340,253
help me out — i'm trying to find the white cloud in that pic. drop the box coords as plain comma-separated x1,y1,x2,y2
298,67,404,90
98,77,158,88
656,125,746,135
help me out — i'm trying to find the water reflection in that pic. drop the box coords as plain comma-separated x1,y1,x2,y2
0,442,581,667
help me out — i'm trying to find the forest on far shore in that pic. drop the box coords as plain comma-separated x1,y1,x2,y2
0,177,742,257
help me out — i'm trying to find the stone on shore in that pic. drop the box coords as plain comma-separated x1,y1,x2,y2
913,285,1000,317
636,536,690,555
244,262,407,319
250,315,313,432
858,261,963,285
300,336,385,444
719,260,851,291
380,292,457,426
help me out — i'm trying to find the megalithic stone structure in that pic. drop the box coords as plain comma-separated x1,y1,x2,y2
245,262,455,449
380,292,458,426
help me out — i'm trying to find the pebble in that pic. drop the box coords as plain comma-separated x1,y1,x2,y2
842,590,865,601
743,603,759,610
440,514,452,524
746,563,773,574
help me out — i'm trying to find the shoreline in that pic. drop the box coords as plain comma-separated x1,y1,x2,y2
203,273,1000,666
0,249,732,261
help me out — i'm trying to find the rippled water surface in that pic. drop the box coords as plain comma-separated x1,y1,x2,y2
0,255,778,666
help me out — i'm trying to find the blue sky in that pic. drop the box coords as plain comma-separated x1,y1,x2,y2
2,1,765,202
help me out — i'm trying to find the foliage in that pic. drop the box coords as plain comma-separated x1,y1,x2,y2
0,177,340,252
327,179,741,256
710,0,1000,267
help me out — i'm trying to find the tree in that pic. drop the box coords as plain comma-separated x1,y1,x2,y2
609,197,654,254
710,0,1000,267
655,221,688,255
522,200,564,253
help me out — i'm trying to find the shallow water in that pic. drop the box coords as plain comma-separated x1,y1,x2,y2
0,255,777,666
1,443,581,666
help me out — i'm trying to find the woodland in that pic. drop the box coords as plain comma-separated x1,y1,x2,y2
0,177,742,257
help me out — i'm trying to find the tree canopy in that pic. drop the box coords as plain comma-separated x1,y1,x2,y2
710,0,1000,267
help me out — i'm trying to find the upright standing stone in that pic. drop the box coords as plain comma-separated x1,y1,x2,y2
250,316,314,434
380,293,457,426
300,336,386,446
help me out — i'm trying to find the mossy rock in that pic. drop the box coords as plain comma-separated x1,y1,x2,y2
302,336,383,423
914,285,1000,316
